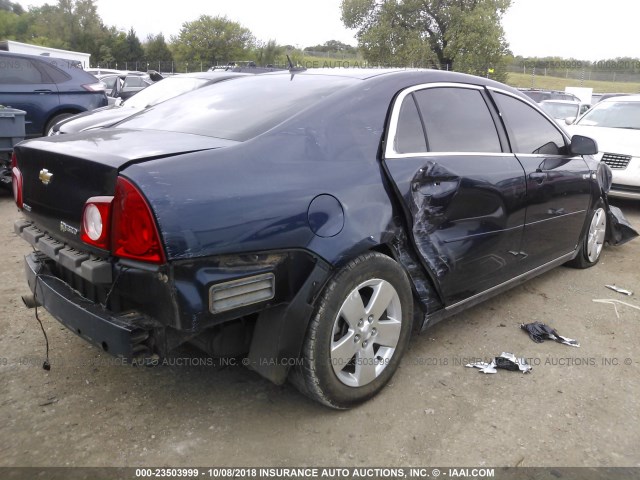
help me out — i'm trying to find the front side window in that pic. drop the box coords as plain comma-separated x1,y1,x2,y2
494,92,567,155
0,56,46,84
413,87,502,153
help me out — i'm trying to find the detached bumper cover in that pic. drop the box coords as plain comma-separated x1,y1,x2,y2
607,205,639,246
25,252,155,358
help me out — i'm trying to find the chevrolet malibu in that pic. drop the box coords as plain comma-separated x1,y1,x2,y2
12,69,635,409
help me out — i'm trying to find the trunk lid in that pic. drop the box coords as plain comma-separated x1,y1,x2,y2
15,128,237,250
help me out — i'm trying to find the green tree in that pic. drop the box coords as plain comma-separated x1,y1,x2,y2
255,39,283,66
15,0,109,60
98,44,115,65
125,28,144,61
0,0,24,14
171,15,255,66
144,33,173,63
341,0,511,79
73,0,107,56
303,40,357,55
105,29,129,65
0,8,20,39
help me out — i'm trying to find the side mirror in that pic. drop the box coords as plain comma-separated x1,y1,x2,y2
570,135,598,156
565,117,576,125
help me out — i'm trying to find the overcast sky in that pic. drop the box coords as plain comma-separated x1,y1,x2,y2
13,0,639,59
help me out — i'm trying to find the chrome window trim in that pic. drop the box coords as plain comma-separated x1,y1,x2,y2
385,82,487,159
391,152,516,159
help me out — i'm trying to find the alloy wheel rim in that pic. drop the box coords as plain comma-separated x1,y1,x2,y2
330,278,402,387
587,207,606,263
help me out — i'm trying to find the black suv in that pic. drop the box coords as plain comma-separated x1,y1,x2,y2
0,51,108,137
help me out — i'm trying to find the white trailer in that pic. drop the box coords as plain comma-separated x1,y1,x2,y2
0,40,91,68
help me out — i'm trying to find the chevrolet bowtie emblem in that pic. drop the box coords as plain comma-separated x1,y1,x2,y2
39,169,53,185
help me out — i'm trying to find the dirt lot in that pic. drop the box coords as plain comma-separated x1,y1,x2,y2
1,189,639,468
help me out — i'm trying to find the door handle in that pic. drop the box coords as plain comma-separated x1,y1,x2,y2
529,172,547,184
34,89,53,93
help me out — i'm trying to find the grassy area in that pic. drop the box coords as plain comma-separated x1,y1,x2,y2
506,72,640,94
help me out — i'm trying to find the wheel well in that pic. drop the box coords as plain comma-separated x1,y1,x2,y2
44,108,83,136
370,243,394,259
370,241,443,329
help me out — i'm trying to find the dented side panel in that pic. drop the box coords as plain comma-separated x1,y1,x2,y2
383,155,528,305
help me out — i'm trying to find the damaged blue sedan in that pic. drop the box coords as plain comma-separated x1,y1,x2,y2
12,69,637,409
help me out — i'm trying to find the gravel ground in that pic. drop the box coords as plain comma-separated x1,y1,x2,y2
1,189,639,468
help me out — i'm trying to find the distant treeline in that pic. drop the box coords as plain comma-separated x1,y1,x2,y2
0,0,358,68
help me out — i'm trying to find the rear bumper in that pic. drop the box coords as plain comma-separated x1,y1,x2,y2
609,183,640,200
25,252,156,359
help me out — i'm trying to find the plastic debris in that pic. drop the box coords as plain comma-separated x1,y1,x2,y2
593,299,640,319
605,285,633,296
466,352,532,374
520,322,580,347
606,205,639,246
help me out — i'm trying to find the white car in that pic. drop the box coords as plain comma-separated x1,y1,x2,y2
566,96,640,200
540,99,591,124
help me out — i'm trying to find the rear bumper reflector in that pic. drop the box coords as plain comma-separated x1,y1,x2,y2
209,273,275,314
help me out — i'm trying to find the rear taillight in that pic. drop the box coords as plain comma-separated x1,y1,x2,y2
111,177,165,264
11,152,22,209
80,197,113,250
82,82,106,92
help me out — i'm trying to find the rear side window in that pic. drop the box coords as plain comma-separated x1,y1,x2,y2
124,76,145,87
0,56,48,84
395,94,427,154
413,87,501,153
493,92,567,155
38,61,71,83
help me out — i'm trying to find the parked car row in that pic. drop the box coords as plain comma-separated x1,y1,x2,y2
93,70,164,105
49,71,249,135
519,88,581,103
11,67,638,409
567,95,640,199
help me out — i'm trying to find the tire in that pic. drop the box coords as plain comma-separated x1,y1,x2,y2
44,113,75,136
294,252,413,409
566,200,607,269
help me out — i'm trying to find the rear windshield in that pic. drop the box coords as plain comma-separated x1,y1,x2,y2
117,74,358,141
124,76,211,108
541,102,579,119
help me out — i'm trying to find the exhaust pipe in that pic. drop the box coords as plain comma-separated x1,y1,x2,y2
21,294,41,309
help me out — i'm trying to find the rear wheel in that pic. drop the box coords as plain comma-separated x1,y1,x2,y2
45,113,75,136
566,200,607,268
294,252,413,409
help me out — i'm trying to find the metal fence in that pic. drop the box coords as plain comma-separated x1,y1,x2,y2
91,59,640,89
507,61,640,86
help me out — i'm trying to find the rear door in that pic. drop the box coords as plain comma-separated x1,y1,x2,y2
488,89,591,270
0,54,59,137
383,84,527,305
